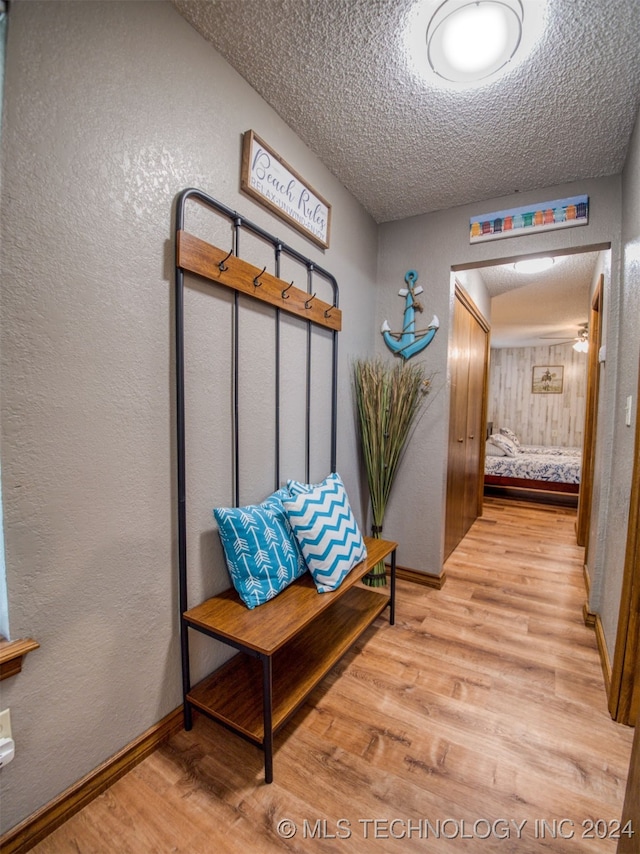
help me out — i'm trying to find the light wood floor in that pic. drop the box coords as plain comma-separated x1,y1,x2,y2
33,497,634,853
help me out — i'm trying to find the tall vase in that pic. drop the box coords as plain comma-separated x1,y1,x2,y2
363,523,387,587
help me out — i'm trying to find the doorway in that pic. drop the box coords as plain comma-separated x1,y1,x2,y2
452,246,608,516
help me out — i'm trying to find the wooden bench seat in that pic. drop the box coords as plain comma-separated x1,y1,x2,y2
181,536,397,783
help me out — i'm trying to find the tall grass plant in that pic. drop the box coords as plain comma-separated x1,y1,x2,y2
353,358,432,585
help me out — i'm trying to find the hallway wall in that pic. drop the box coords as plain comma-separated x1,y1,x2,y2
376,174,623,575
0,0,378,833
2,0,638,836
592,94,640,655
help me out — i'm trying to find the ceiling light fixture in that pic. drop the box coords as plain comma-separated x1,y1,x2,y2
426,0,524,83
573,325,589,353
513,257,555,274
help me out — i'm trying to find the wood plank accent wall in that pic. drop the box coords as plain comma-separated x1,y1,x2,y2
488,342,587,447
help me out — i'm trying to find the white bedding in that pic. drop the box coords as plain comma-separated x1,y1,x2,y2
517,445,581,458
485,446,582,484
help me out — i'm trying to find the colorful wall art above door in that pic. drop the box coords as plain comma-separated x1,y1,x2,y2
470,195,589,243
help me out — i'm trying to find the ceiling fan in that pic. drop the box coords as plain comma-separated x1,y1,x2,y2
539,322,589,351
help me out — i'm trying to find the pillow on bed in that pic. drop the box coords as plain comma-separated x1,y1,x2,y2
485,439,507,456
213,488,307,609
488,433,518,457
282,472,367,593
499,427,521,447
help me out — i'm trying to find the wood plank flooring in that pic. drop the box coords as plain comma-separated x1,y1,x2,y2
32,498,635,853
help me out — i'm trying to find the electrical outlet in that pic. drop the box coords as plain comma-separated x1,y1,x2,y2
0,709,12,741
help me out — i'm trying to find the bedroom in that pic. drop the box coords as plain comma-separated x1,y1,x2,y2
1,0,639,849
471,249,603,506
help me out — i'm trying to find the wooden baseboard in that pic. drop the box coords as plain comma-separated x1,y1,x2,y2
583,562,591,597
583,602,596,628
0,707,184,854
594,613,612,697
583,606,612,697
395,564,446,589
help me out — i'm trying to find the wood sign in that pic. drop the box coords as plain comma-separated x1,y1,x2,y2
241,130,331,249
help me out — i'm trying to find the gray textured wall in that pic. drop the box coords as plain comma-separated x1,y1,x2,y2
1,0,638,836
0,0,377,833
595,99,640,655
376,174,624,574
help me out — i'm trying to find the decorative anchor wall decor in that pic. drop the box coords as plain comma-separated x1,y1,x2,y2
381,269,439,360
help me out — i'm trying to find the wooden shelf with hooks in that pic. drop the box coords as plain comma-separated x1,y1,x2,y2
177,231,342,332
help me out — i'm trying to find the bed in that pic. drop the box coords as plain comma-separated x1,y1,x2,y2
484,428,581,499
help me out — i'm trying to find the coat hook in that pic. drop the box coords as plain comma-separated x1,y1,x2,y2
253,266,266,287
305,293,316,309
218,249,233,272
324,304,336,318
282,281,294,300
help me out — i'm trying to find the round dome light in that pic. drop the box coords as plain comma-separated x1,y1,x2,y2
513,257,555,274
427,0,524,83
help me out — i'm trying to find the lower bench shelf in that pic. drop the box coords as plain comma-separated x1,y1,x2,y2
181,536,397,782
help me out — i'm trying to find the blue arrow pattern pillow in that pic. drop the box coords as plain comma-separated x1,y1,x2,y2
214,488,307,609
283,473,367,593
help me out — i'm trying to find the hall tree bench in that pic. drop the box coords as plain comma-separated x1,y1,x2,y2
182,536,397,783
174,187,398,783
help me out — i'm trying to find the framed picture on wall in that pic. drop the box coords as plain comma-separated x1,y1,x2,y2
532,365,564,394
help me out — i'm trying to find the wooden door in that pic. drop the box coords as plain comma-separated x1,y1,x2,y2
445,297,471,556
445,284,489,559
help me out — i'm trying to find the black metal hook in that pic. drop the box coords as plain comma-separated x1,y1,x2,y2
305,293,316,310
324,304,336,318
282,281,294,300
253,267,266,288
218,249,233,272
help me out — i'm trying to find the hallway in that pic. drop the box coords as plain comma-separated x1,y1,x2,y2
32,498,634,853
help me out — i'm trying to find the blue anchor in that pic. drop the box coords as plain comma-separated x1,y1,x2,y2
381,269,439,361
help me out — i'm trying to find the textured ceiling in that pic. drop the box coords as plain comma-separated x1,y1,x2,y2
479,250,599,348
172,0,640,223
171,0,638,347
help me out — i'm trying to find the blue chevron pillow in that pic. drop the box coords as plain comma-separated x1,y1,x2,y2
282,473,367,593
213,488,307,609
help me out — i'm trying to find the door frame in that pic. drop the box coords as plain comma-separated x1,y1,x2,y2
609,356,640,725
576,276,603,547
617,708,640,852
